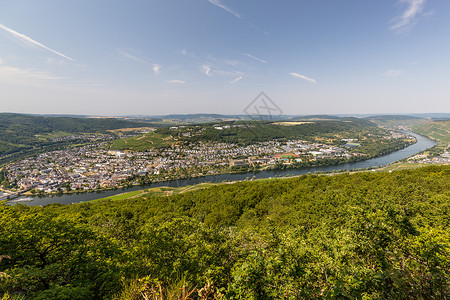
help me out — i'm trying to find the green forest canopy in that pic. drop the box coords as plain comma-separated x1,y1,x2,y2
1,165,449,299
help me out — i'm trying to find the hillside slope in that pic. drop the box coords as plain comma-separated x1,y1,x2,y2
1,165,448,299
413,119,450,156
0,113,148,159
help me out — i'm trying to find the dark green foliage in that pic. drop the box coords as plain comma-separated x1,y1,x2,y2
0,206,120,299
1,166,449,299
0,168,8,188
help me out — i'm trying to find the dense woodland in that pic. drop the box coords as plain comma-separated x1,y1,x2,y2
1,165,449,299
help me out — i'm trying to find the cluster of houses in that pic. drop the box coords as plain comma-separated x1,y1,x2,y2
48,134,116,143
408,148,450,164
5,138,357,194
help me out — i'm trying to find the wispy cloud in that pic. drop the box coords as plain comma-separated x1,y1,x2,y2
207,0,241,19
166,80,186,84
117,49,149,64
290,72,317,83
0,23,74,61
153,64,162,75
390,0,426,32
180,49,196,58
229,76,242,84
224,59,241,67
383,69,404,77
200,65,212,76
243,53,267,64
0,65,65,82
117,49,162,75
214,69,243,77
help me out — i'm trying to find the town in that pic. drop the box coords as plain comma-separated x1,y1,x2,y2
4,138,364,195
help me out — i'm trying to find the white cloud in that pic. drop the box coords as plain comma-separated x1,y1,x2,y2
243,53,267,64
383,69,405,77
153,64,162,75
200,65,212,76
166,80,186,84
390,0,426,32
207,0,241,19
290,72,317,83
229,76,242,84
0,58,3,65
0,23,74,61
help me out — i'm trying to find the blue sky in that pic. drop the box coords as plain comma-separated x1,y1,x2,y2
0,0,449,116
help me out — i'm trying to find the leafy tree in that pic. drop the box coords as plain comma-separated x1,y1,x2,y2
0,205,121,299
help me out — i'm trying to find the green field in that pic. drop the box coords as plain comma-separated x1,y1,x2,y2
96,182,220,201
109,132,176,151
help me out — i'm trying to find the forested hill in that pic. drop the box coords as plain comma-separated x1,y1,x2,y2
1,165,449,299
0,113,147,134
364,115,427,127
413,119,450,144
157,117,381,145
0,113,148,158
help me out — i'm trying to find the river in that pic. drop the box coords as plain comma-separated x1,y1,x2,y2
11,131,436,206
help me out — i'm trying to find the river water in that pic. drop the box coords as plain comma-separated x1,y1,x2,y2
13,131,436,206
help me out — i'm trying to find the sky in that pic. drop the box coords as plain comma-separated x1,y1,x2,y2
0,0,449,116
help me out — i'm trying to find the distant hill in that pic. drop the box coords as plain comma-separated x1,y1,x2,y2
365,115,424,121
112,118,411,162
408,113,450,120
290,115,342,121
413,119,450,143
152,118,377,146
124,114,294,124
0,113,149,160
161,114,230,120
364,115,427,127
412,119,450,156
28,113,91,118
0,113,148,134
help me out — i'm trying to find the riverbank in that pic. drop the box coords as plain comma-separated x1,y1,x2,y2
12,134,416,198
8,131,436,206
77,160,450,204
